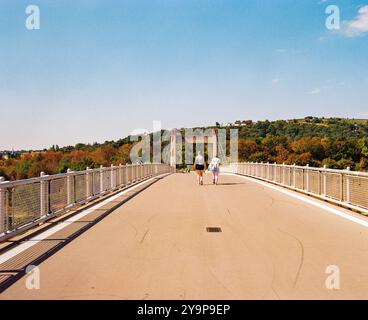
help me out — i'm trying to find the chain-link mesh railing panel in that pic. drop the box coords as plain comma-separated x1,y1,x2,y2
284,167,291,186
257,164,261,177
348,175,368,209
260,164,266,179
92,172,100,195
116,168,122,186
326,173,342,200
289,167,295,187
42,181,49,215
70,176,75,204
308,170,320,194
50,178,67,213
275,166,281,183
127,166,131,183
103,169,111,191
10,183,41,230
122,167,127,184
133,166,137,181
75,174,87,202
267,166,272,180
3,190,9,233
112,168,117,187
294,169,304,189
125,166,130,184
114,168,119,187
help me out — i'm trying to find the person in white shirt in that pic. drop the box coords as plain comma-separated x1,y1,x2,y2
208,155,221,185
193,151,206,185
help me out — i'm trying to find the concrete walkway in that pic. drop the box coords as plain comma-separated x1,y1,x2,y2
2,172,368,299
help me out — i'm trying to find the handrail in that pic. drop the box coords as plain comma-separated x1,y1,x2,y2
0,163,174,241
230,162,368,214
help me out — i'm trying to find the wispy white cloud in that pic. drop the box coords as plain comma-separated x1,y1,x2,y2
317,0,328,5
274,48,302,54
342,5,368,37
275,48,286,53
307,88,321,95
271,78,281,84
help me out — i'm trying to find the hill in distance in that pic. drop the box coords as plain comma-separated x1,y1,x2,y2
1,117,368,180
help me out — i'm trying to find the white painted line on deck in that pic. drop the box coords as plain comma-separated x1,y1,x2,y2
224,173,368,228
0,176,162,265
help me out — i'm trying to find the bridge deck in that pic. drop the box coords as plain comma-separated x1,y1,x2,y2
2,172,368,299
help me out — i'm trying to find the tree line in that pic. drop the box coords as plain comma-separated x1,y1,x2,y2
1,117,368,180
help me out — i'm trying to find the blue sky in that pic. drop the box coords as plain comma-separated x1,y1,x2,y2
0,0,368,150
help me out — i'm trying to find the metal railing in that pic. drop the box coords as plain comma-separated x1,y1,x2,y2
230,162,368,214
0,163,173,240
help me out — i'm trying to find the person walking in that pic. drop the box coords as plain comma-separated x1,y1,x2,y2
194,151,206,185
208,155,221,185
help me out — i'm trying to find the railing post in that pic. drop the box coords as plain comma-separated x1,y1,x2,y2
345,167,351,204
259,162,262,178
100,165,104,193
305,164,309,192
40,172,48,216
111,164,115,190
292,164,296,188
273,162,277,182
119,164,123,187
0,177,6,234
66,169,74,206
254,162,257,177
86,167,91,199
322,165,327,196
126,164,131,184
282,163,286,184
